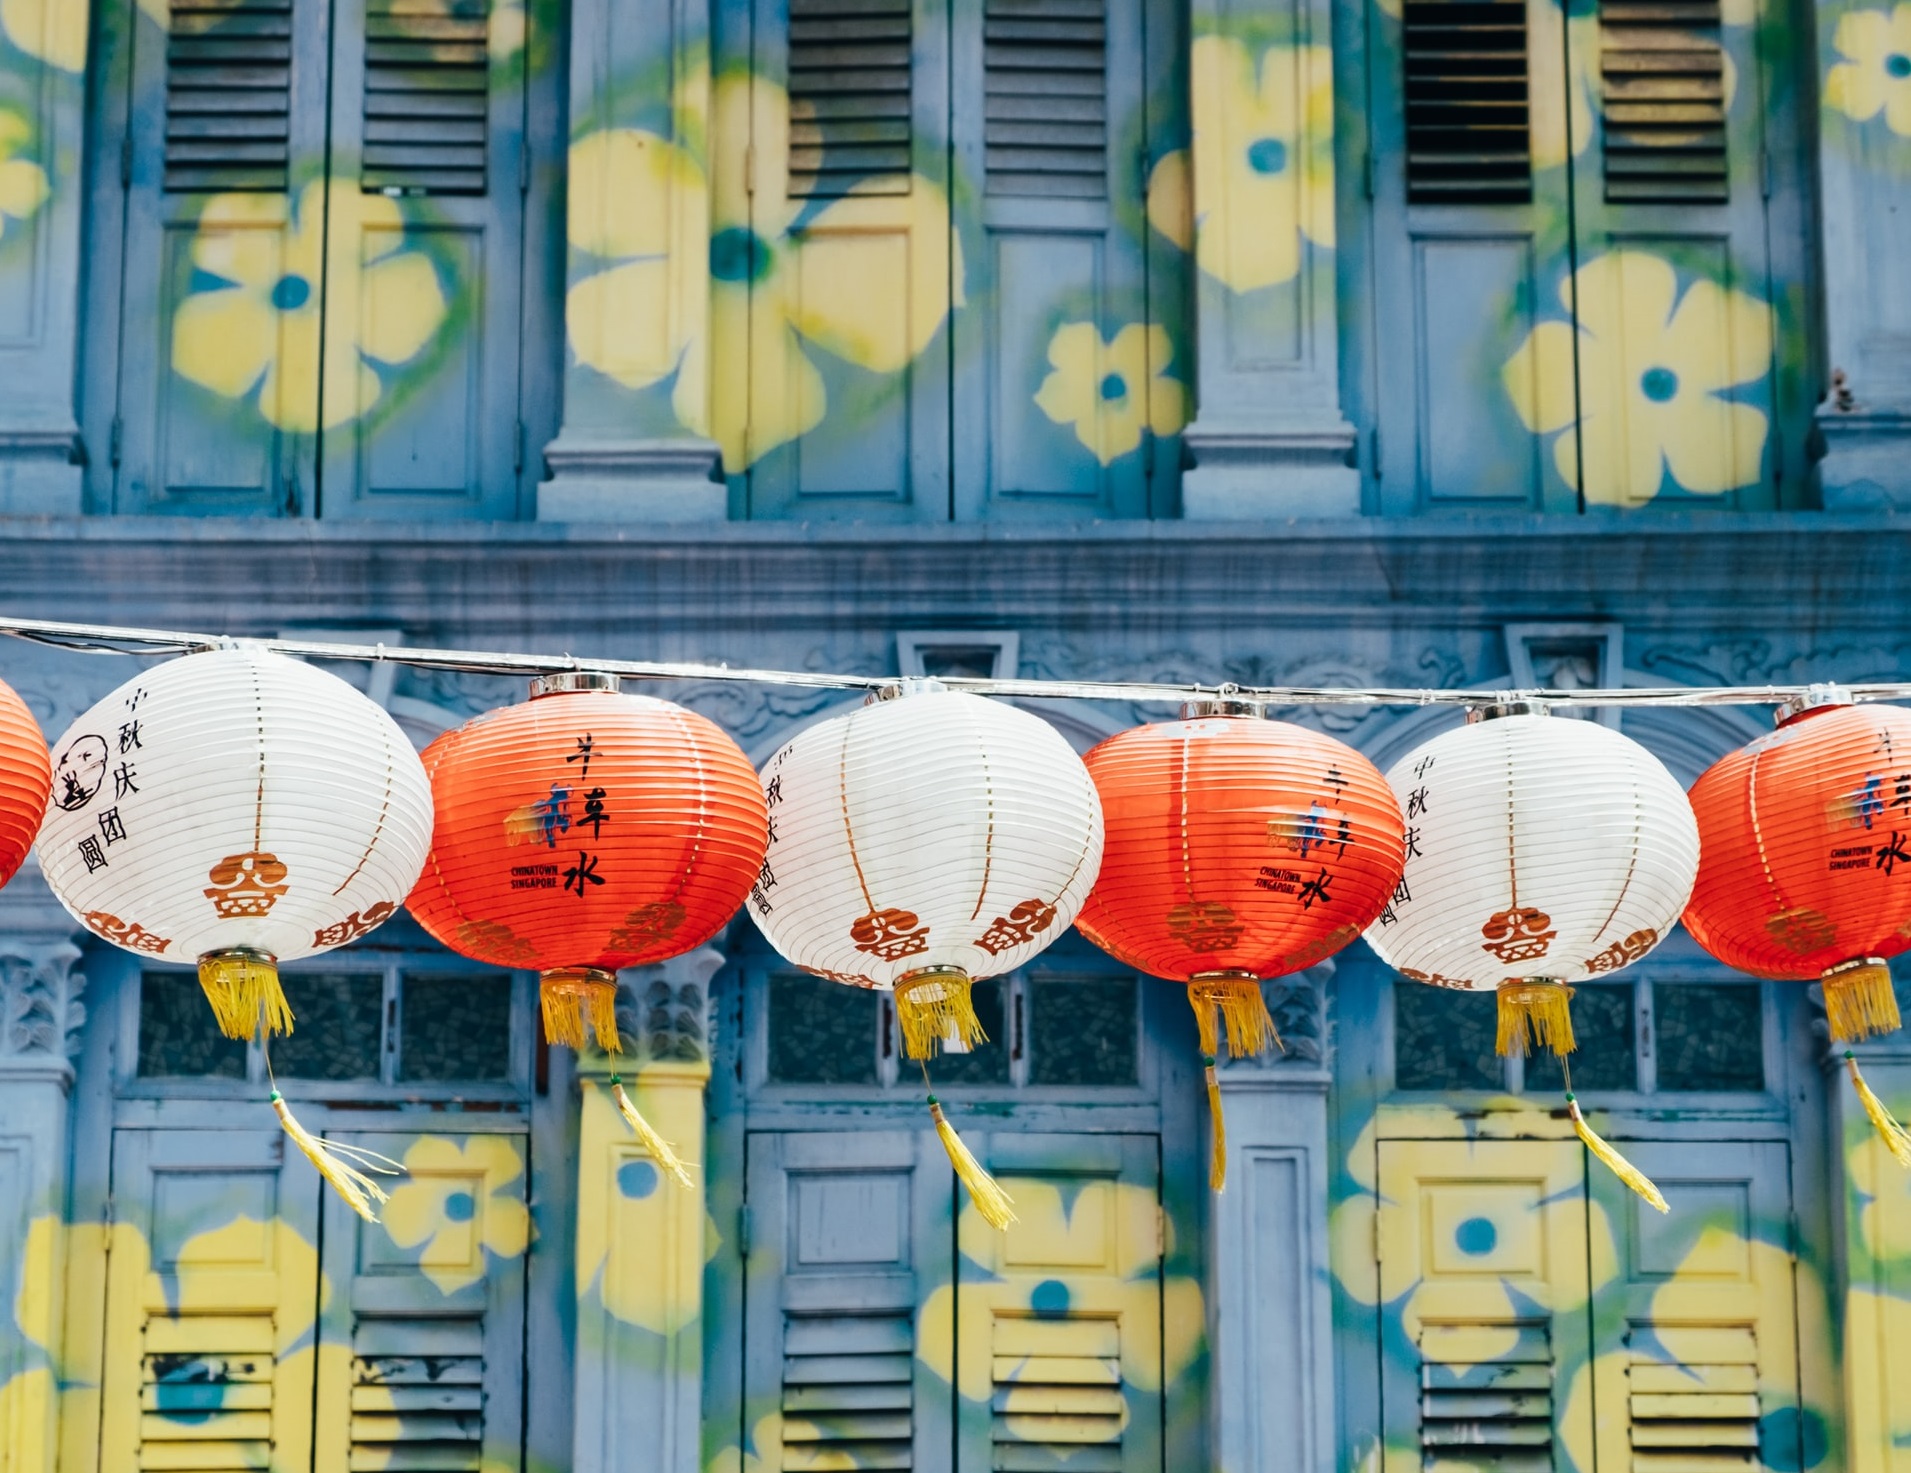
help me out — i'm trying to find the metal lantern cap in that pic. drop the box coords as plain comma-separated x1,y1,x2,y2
1467,699,1552,723
1776,683,1853,725
530,670,621,698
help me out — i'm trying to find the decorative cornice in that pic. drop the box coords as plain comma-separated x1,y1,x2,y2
0,938,86,1070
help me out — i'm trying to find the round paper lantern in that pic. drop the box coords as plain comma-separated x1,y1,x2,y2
1365,707,1699,1053
37,647,433,1038
0,676,51,891
1076,709,1406,1059
753,682,1104,1056
406,673,769,1057
1683,689,1911,1162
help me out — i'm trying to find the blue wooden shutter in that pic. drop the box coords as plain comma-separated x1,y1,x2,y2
315,0,528,517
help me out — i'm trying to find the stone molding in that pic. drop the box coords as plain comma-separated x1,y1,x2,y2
0,939,85,1074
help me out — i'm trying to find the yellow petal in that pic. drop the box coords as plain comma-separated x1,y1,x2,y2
359,248,446,365
1034,320,1101,430
1502,319,1579,434
280,180,331,286
1146,149,1192,250
192,192,289,291
482,1196,531,1259
171,287,277,398
254,304,331,430
568,128,704,259
1660,397,1767,494
1565,403,1668,505
1835,6,1894,65
0,156,47,222
1659,276,1772,392
1885,77,1911,136
1826,58,1886,123
714,72,798,237
1566,249,1677,358
0,0,88,71
708,279,824,469
1189,36,1306,292
788,177,953,371
568,258,686,389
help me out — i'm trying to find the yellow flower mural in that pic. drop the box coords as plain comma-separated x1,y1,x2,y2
1503,250,1772,504
1146,37,1334,292
1826,3,1911,134
172,180,447,432
0,0,85,70
382,1135,531,1295
1034,321,1188,464
0,111,47,245
566,73,958,471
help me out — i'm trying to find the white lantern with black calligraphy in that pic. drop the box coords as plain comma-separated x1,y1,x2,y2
1363,705,1699,1059
37,646,434,1041
752,681,1105,1060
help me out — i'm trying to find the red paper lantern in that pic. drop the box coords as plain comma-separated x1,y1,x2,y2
408,673,768,1052
1076,709,1404,1183
0,676,50,890
1684,689,1911,1161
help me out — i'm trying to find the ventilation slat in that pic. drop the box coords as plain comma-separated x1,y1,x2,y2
139,1322,277,1473
786,0,912,196
781,1310,914,1470
161,0,292,192
359,0,489,195
1402,0,1531,204
1598,0,1727,201
990,1314,1124,1468
982,0,1106,197
351,1319,485,1473
1419,1322,1554,1473
1626,1331,1763,1473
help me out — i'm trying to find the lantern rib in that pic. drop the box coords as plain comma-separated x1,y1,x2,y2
3,614,1909,711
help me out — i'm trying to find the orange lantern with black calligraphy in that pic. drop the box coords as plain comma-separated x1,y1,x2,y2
1074,705,1405,1186
1684,688,1911,1164
0,675,50,891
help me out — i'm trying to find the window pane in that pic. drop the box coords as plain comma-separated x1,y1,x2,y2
1656,983,1764,1091
1526,985,1636,1094
400,973,513,1082
273,973,383,1081
1394,983,1501,1091
1030,976,1137,1087
138,972,247,1079
934,979,1010,1085
767,973,878,1085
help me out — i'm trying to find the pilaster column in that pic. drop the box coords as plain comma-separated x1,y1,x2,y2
0,0,86,512
538,0,722,520
1170,0,1358,517
1209,964,1337,1473
1813,0,1911,506
570,946,723,1473
0,876,87,1473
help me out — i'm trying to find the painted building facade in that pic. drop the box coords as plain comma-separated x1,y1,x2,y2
0,0,1909,1465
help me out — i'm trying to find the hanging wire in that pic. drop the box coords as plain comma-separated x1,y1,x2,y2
0,611,1889,710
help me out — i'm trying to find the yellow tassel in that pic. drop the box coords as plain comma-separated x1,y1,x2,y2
609,1076,696,1190
271,1091,402,1223
199,950,293,1041
896,968,988,1061
1497,980,1576,1058
928,1098,1017,1229
541,968,621,1052
1206,1063,1226,1193
1845,1053,1911,1168
1568,1095,1667,1213
1824,960,1902,1044
1188,974,1282,1059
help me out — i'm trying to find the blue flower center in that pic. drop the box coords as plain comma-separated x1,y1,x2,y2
1247,137,1288,175
1454,1216,1497,1256
1887,52,1911,78
1099,373,1128,402
1641,366,1679,403
710,227,771,283
618,1159,660,1199
443,1191,476,1223
1030,1279,1071,1317
270,274,312,312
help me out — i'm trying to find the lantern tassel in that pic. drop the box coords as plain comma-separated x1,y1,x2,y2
896,969,988,1061
1497,981,1576,1058
1188,975,1282,1059
1568,1094,1667,1213
1823,961,1902,1044
609,1075,696,1190
541,969,622,1052
271,1090,401,1222
928,1097,1016,1229
1846,1054,1911,1168
1206,1063,1227,1193
199,950,293,1041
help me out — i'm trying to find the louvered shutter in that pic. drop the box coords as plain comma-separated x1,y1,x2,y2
991,1316,1126,1470
1598,0,1727,202
351,1318,488,1469
362,0,489,195
164,0,295,192
787,0,912,198
99,1132,322,1473
1418,1325,1554,1473
982,0,1106,198
782,1310,915,1468
1401,0,1532,204
1627,1330,1761,1472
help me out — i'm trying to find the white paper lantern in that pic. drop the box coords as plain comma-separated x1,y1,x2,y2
37,646,433,1036
1363,707,1698,1051
751,682,1104,1058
